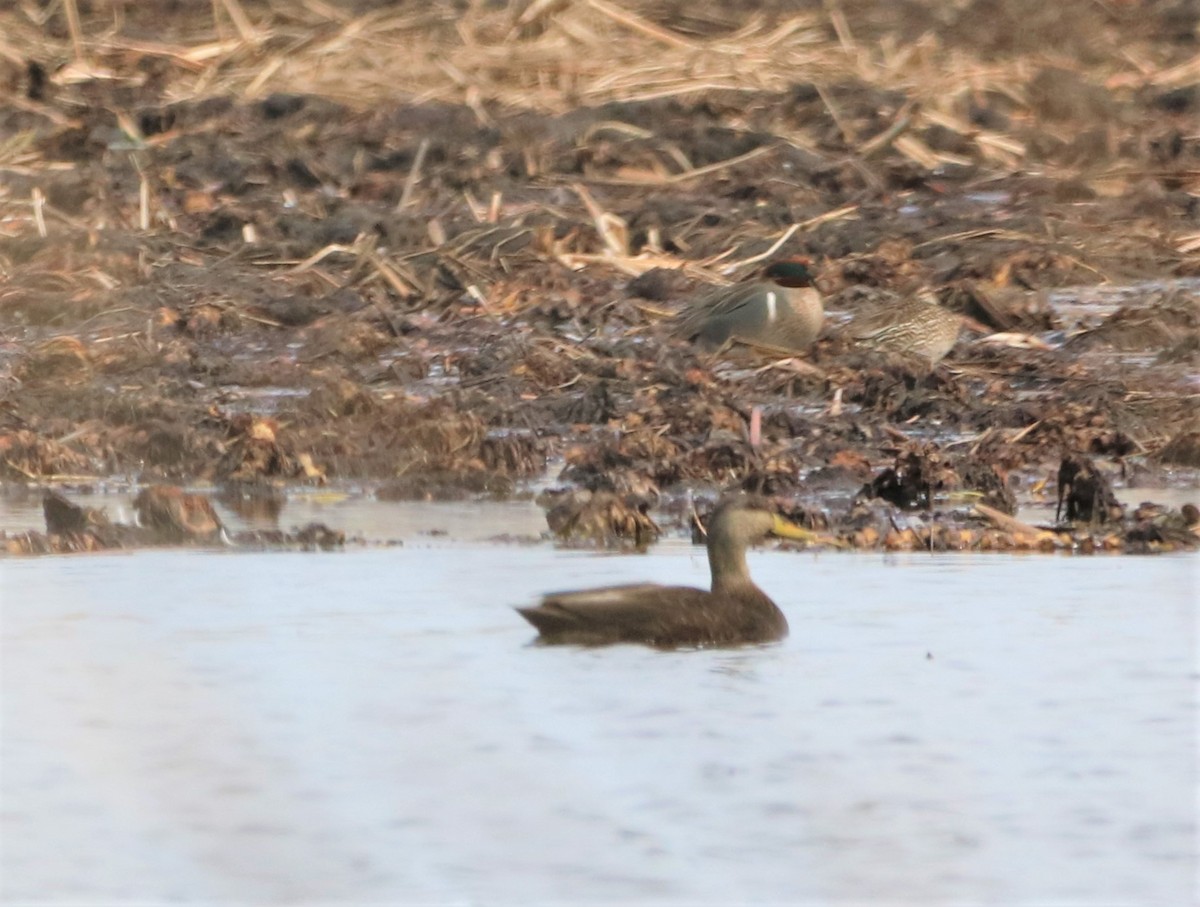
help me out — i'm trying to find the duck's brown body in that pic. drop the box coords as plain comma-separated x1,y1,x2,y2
850,294,963,365
517,581,787,647
517,497,808,648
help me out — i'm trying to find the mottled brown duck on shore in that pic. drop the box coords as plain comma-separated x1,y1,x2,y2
516,496,812,648
850,292,964,365
675,260,824,353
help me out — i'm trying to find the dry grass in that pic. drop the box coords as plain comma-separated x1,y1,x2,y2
1,0,1196,282
4,0,1195,179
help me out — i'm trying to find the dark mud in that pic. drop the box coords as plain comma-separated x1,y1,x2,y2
1,0,1197,552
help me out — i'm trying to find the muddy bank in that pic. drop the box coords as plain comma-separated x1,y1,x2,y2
0,0,1197,548
7,463,1197,556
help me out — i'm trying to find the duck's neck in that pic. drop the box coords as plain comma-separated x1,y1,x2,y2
708,533,752,592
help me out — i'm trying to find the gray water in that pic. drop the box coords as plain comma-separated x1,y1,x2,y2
2,528,1197,905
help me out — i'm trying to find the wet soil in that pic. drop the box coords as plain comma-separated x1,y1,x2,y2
1,0,1197,551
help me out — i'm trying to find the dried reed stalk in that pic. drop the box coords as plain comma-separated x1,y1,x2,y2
1,0,1195,270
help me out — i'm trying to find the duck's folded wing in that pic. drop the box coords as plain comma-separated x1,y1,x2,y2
674,284,764,336
848,304,898,341
517,583,709,641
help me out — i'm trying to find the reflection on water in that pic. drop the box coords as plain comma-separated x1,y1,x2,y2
0,487,548,541
6,482,1194,542
2,535,1196,904
1018,484,1200,525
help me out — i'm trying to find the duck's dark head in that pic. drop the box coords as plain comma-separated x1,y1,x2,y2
704,495,813,590
763,259,816,289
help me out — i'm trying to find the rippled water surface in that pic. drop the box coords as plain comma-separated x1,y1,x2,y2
2,506,1197,904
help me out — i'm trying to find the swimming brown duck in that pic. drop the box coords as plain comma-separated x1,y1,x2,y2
516,496,812,647
675,260,824,353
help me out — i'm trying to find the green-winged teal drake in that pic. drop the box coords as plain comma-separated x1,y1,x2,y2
516,496,812,647
675,260,824,353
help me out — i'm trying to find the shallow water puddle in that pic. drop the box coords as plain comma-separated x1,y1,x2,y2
1043,276,1200,332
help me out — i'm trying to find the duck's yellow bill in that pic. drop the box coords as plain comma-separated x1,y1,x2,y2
771,513,818,542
